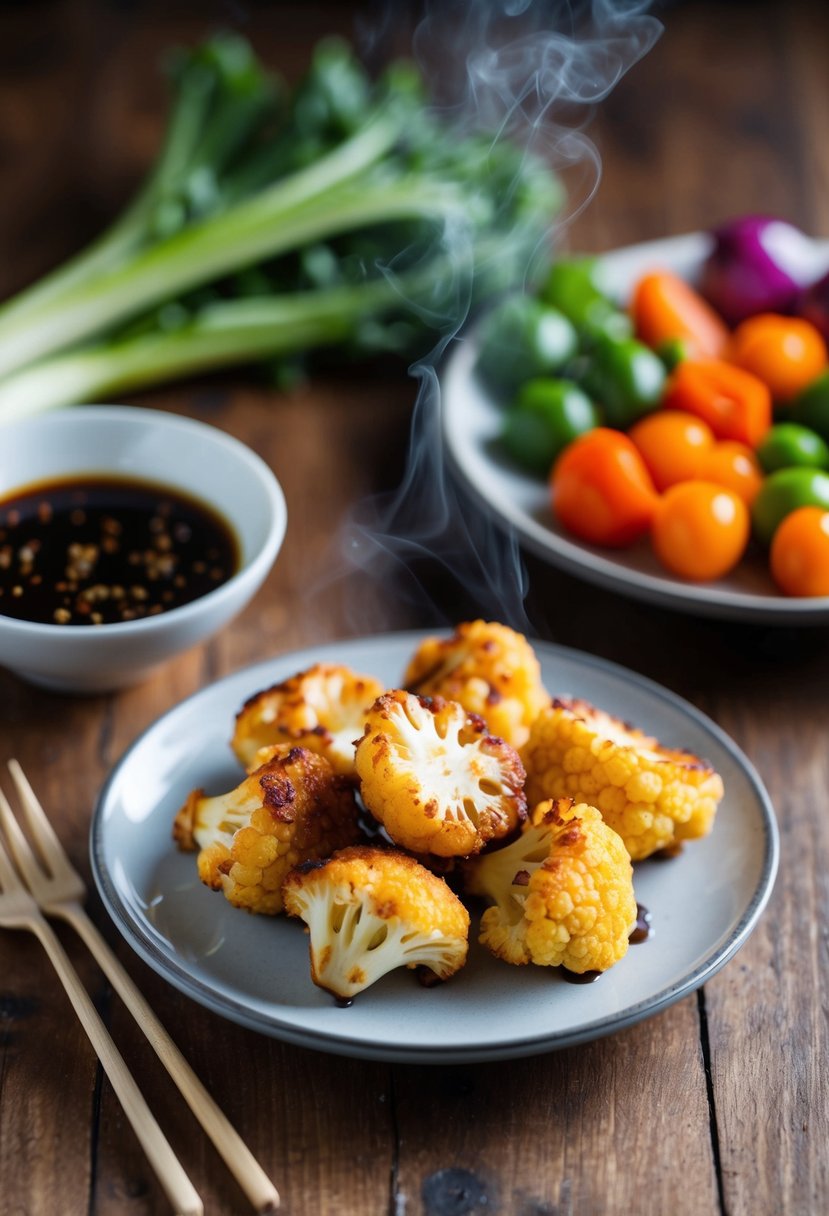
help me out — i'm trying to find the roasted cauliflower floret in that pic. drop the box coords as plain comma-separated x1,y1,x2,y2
231,663,385,776
283,845,469,1000
521,698,724,861
173,746,361,915
403,619,549,748
354,690,526,858
465,798,637,974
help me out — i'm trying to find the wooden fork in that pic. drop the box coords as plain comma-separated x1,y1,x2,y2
0,760,279,1214
0,801,203,1216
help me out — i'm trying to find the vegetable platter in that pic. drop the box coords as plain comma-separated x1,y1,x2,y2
443,227,829,622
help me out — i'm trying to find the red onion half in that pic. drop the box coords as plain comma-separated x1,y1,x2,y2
700,216,817,326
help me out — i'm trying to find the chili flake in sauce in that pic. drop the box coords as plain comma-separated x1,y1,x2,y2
0,476,239,626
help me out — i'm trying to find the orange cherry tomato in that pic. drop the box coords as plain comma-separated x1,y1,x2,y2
551,427,658,547
729,313,828,403
770,506,829,596
651,481,750,581
662,358,772,447
628,409,715,491
700,441,764,505
631,270,730,359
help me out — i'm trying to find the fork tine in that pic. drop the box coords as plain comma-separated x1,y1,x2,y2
0,786,44,889
7,760,72,876
0,815,26,891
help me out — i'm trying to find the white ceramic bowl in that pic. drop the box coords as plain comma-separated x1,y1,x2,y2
0,406,287,692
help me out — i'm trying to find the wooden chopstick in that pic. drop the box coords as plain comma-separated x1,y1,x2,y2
25,915,204,1215
59,904,280,1212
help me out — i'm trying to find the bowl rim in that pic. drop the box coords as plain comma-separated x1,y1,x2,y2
0,404,287,639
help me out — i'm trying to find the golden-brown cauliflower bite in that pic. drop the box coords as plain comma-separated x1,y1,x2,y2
464,797,636,974
354,690,526,858
173,745,361,915
521,698,723,861
231,663,385,777
403,619,549,748
283,845,469,1000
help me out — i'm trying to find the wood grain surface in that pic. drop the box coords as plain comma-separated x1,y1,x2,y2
1,2,827,1213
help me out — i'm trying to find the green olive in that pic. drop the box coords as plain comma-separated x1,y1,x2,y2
756,423,829,474
751,466,829,544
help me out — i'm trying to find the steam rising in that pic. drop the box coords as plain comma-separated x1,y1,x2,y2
325,0,662,636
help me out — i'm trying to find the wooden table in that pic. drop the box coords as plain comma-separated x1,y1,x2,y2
2,2,827,1212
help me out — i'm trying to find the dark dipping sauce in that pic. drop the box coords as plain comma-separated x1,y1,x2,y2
630,902,653,945
0,475,239,626
561,904,653,987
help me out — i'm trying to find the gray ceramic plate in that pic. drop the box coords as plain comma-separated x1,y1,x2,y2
91,632,778,1063
442,231,829,622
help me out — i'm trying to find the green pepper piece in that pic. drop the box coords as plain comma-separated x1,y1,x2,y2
656,336,691,372
791,371,829,444
476,295,579,398
593,310,634,342
501,378,598,476
756,422,829,474
543,257,610,329
751,466,829,544
581,333,666,428
542,258,633,344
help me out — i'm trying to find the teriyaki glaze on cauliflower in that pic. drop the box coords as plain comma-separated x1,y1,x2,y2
522,697,724,860
464,797,637,975
173,745,361,915
354,689,526,858
282,845,469,1000
403,619,549,748
169,623,718,1005
232,663,385,777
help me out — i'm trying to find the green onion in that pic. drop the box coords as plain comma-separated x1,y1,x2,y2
0,35,562,420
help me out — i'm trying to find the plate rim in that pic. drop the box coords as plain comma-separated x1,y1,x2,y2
90,631,780,1063
442,230,829,624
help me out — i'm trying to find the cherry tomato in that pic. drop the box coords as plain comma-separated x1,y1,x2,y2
770,506,829,596
628,409,715,491
729,313,828,403
551,427,658,547
700,441,764,505
651,481,750,581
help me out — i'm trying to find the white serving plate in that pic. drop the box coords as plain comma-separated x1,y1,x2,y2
91,632,778,1064
442,231,829,622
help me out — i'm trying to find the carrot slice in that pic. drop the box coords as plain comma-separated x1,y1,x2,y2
631,270,730,359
